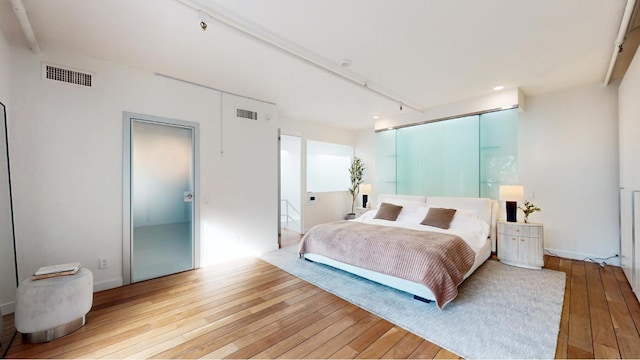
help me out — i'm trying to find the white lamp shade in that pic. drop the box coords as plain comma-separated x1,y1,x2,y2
359,183,371,194
499,185,524,201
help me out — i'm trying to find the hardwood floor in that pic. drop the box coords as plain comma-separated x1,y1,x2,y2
546,256,640,359
1,255,639,359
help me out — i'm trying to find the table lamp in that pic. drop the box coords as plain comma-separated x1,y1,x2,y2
499,185,524,222
359,183,372,208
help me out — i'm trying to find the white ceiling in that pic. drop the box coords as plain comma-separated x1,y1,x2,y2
0,0,627,129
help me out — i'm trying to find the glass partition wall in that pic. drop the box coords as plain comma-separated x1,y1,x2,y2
479,109,519,199
376,108,518,199
397,115,479,197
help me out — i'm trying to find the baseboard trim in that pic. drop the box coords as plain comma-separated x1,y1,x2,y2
94,277,123,292
1,301,15,315
544,247,621,267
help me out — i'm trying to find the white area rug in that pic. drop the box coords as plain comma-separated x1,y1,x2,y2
260,246,565,359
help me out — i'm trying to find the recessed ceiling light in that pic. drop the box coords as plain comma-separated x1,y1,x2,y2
493,85,505,91
372,115,380,119
387,127,394,130
501,105,515,110
339,59,352,67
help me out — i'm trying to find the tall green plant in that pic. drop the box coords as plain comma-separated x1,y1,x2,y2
348,157,364,214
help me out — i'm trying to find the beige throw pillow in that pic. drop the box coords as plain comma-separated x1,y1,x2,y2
421,208,457,229
373,202,403,221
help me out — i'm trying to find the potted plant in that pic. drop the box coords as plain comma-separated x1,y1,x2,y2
346,157,364,219
519,200,541,223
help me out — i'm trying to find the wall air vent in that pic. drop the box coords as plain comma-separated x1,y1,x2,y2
236,109,258,120
42,63,93,88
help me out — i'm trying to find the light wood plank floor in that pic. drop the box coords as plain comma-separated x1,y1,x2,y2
1,255,639,359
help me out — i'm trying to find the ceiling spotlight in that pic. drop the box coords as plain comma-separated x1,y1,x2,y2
493,85,505,91
372,115,380,119
399,103,403,111
339,59,352,67
198,10,212,32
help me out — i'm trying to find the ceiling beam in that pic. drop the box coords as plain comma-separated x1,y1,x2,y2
174,0,425,114
10,0,40,53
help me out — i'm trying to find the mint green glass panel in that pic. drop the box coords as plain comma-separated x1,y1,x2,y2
479,108,518,199
375,130,397,195
396,115,479,196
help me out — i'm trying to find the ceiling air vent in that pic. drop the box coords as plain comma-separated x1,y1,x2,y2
42,63,93,88
236,108,258,120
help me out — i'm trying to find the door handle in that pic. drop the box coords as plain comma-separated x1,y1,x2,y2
184,191,194,202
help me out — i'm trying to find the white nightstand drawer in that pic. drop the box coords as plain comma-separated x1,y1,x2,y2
498,222,543,238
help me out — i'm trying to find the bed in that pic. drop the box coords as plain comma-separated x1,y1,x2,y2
299,194,498,309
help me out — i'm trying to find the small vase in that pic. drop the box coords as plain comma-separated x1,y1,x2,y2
523,215,529,223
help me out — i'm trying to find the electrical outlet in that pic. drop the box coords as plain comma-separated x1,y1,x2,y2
99,257,110,270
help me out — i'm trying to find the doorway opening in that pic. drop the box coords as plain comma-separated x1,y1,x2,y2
279,133,302,247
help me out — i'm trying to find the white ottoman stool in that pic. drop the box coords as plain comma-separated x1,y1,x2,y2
15,268,93,343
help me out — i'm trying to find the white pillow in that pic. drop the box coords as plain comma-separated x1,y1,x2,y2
395,211,425,224
449,212,490,237
375,199,425,216
455,208,479,218
357,209,378,221
375,194,426,213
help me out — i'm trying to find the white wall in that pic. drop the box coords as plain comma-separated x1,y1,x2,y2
7,45,281,292
519,81,620,262
0,26,17,315
4,43,356,308
200,92,280,265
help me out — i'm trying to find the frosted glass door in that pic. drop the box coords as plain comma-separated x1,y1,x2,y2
131,120,194,282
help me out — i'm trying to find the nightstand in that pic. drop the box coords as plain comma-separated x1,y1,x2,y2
497,221,544,269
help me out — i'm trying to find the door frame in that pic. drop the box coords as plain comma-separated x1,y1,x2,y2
122,112,200,285
278,129,303,247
